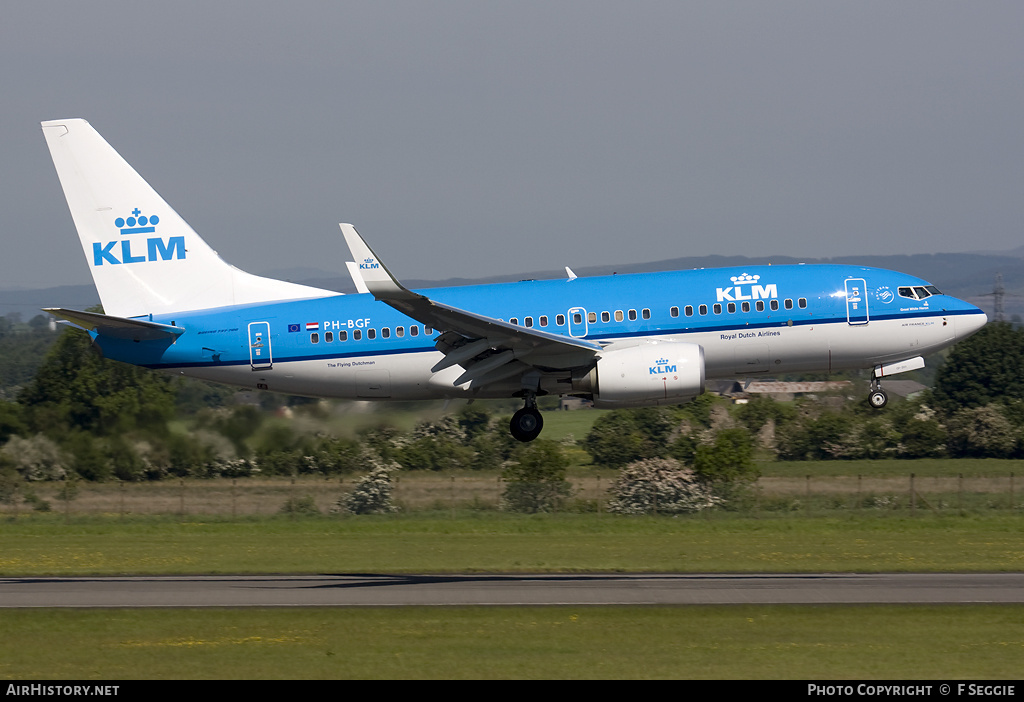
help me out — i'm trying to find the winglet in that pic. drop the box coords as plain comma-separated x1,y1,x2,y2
339,223,418,301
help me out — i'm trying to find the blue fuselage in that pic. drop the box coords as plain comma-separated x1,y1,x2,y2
93,263,986,400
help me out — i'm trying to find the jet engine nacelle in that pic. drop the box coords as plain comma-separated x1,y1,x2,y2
575,340,705,408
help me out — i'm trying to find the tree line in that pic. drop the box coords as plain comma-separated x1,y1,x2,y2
1,320,1021,499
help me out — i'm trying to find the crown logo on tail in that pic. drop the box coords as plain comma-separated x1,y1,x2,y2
114,208,159,236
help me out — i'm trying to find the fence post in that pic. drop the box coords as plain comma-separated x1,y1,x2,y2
805,475,811,516
910,473,916,516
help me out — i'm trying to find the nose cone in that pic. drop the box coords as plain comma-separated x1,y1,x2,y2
955,310,988,340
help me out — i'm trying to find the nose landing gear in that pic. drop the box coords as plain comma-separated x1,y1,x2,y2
868,378,888,409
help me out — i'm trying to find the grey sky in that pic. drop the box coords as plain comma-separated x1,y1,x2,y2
3,1,1022,290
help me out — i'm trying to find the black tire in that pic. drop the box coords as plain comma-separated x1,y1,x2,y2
868,389,888,409
510,407,544,442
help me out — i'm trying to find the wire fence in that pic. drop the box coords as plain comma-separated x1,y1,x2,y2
1,471,1019,519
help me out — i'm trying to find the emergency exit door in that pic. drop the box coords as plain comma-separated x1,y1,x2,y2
248,322,273,370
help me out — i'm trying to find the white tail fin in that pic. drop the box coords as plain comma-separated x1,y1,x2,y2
41,119,335,318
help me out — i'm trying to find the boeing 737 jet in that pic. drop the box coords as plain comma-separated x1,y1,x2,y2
40,119,988,441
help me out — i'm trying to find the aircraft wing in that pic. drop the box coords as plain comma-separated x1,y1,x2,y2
340,224,601,388
44,308,185,341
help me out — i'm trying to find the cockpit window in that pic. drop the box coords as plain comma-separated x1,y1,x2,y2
899,285,941,301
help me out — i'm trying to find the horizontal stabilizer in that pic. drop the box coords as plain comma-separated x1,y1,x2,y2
44,308,184,341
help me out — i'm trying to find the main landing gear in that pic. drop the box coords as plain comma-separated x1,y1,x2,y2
868,377,888,409
510,394,544,442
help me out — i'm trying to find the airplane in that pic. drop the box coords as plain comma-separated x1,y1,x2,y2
40,119,988,442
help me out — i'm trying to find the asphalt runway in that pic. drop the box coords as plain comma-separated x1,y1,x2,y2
1,573,1022,608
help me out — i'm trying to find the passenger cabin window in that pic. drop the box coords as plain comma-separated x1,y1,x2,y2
684,305,694,317
410,326,418,337
770,300,779,311
354,329,362,340
588,312,597,323
325,331,334,343
727,302,736,314
425,326,433,335
741,301,750,313
525,317,534,328
540,316,548,327
784,299,793,310
614,310,624,322
699,304,708,315
573,313,582,325
713,303,722,315
601,311,610,323
556,314,565,326
510,318,518,326
382,327,390,338
367,329,376,340
798,298,807,309
339,331,348,341
642,309,651,319
628,309,637,321
396,326,404,337
670,307,679,318
310,333,319,344
755,301,764,312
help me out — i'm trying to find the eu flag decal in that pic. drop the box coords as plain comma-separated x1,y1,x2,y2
287,323,300,333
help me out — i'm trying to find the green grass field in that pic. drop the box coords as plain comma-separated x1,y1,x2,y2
0,605,1019,679
2,513,1022,575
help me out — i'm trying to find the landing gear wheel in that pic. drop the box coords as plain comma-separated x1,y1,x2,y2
868,389,888,409
510,407,544,442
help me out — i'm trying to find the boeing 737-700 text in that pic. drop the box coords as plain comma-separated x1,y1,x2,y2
40,119,988,441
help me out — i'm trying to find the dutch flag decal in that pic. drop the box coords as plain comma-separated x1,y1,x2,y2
306,322,319,331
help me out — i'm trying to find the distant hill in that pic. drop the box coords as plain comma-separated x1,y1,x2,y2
0,285,100,321
2,251,1019,320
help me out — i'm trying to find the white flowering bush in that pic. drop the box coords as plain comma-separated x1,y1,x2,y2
1,434,68,481
608,457,721,515
333,457,400,515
